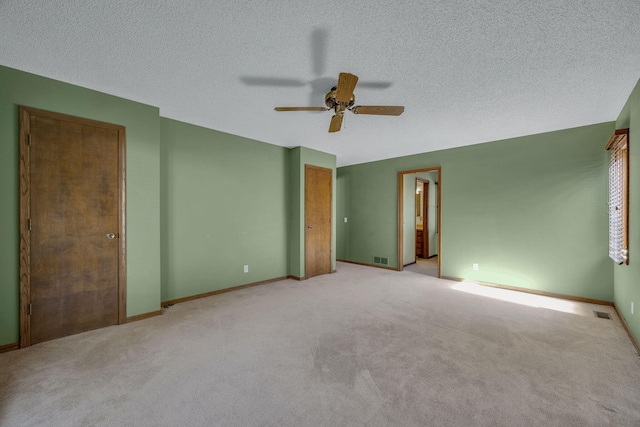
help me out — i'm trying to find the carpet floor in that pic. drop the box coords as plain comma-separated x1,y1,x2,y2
1,262,639,426
404,256,439,277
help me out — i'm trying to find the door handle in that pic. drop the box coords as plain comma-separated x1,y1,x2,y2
106,233,116,239
308,226,313,230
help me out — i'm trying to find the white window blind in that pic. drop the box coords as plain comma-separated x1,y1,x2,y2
606,129,629,265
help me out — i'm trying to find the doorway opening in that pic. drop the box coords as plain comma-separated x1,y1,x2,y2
397,167,441,277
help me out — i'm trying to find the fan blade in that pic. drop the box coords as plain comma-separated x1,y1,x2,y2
274,107,329,111
351,106,404,116
328,114,343,133
336,73,358,103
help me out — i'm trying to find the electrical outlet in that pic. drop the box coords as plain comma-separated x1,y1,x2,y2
344,217,348,223
472,263,479,271
632,301,635,315
243,265,249,273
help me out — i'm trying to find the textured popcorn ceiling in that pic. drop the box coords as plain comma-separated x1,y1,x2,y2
2,1,640,166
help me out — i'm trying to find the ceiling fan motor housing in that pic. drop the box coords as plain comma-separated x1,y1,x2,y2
325,86,355,111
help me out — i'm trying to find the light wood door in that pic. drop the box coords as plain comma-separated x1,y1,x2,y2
305,165,332,278
19,107,126,347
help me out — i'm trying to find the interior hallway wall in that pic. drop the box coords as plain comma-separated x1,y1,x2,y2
402,173,417,265
426,171,438,258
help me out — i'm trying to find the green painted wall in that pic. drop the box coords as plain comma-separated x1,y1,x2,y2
0,66,161,346
338,123,614,301
287,148,302,277
336,164,398,265
336,170,349,261
160,118,289,301
613,78,640,344
288,147,337,278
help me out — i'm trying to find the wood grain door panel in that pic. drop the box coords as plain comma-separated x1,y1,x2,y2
20,107,126,346
305,165,332,278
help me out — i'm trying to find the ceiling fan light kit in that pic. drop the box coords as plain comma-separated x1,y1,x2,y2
275,72,404,133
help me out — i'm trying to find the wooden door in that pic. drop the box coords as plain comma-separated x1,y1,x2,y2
304,165,332,278
19,107,126,347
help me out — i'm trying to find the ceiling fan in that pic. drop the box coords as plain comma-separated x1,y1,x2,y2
274,72,404,133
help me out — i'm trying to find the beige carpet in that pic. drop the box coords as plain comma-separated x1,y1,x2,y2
404,256,439,277
1,262,639,426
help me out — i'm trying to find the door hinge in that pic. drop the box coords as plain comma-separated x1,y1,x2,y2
28,218,32,231
28,303,32,316
27,134,32,146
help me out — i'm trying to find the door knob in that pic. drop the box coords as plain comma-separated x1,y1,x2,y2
308,226,313,230
106,233,116,239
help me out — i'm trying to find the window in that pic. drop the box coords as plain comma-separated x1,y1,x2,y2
606,129,629,265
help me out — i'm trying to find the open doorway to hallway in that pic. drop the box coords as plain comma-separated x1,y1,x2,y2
397,167,441,277
405,256,439,277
